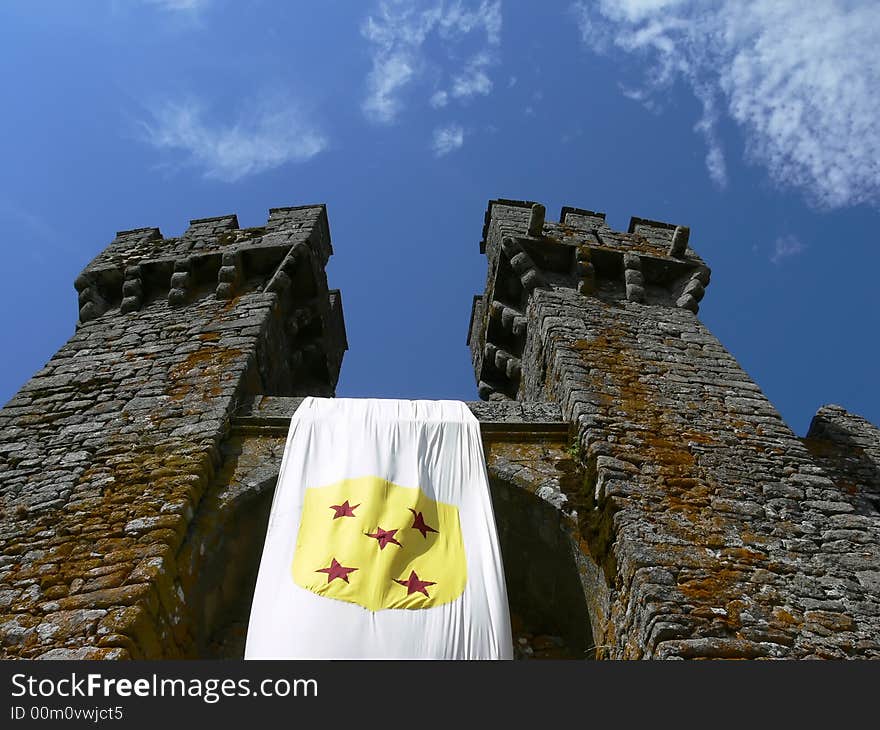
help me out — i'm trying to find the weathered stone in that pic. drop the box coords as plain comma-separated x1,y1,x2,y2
0,204,347,659
626,284,645,303
668,226,689,257
468,198,880,660
624,270,644,286
527,203,545,237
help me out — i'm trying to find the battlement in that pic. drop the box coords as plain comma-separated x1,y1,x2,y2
480,199,696,258
470,199,710,401
74,205,333,326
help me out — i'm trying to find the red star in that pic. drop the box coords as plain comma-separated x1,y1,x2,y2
329,500,360,519
408,508,439,538
315,558,357,584
366,526,402,550
394,570,436,597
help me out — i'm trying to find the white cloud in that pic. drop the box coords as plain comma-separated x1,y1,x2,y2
432,123,464,156
692,84,727,188
363,54,417,123
450,52,493,100
770,234,806,264
361,1,502,123
703,141,727,188
140,97,327,182
430,90,449,108
620,86,658,111
573,0,880,208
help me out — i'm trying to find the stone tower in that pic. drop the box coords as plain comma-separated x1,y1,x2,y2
468,199,880,659
0,206,346,658
1,198,878,660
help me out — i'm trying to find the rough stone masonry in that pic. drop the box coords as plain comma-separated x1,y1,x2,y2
469,199,880,659
0,199,878,659
0,207,347,658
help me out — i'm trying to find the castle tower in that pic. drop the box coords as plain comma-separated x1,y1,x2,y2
0,206,346,658
469,199,880,659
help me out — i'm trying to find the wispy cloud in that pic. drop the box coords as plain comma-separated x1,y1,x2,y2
770,234,806,264
432,123,464,156
362,53,418,123
430,90,449,108
450,52,494,100
620,85,660,113
361,1,502,124
573,0,880,208
139,96,327,182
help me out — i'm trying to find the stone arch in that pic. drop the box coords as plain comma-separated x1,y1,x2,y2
179,425,599,660
176,435,284,658
487,471,596,659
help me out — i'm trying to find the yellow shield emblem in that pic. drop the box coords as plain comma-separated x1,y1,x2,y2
291,476,467,611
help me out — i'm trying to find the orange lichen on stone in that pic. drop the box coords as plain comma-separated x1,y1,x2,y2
166,346,243,402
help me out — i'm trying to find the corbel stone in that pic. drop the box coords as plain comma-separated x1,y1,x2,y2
492,346,521,381
676,267,710,313
216,250,241,300
576,244,596,296
168,258,191,307
477,380,510,401
489,300,526,337
74,272,106,324
501,236,548,292
623,252,645,303
120,265,144,314
266,242,310,295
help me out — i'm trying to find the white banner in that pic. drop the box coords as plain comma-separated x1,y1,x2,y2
244,398,513,659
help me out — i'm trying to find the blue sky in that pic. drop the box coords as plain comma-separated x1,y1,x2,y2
1,0,878,436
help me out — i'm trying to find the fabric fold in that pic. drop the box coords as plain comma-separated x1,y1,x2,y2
244,397,512,659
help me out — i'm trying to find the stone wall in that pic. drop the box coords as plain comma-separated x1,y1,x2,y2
0,206,346,658
469,199,880,659
804,405,880,516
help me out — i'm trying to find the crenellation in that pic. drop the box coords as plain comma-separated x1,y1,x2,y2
628,216,679,245
668,225,690,257
526,203,546,238
559,206,607,230
183,214,239,233
73,206,335,328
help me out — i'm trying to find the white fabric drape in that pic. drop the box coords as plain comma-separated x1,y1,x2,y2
244,397,513,659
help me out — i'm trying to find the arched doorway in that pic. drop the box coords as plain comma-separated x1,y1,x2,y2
182,433,596,659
